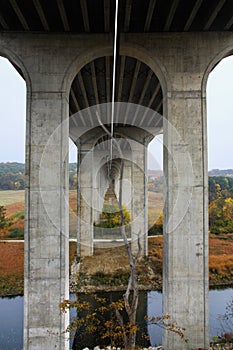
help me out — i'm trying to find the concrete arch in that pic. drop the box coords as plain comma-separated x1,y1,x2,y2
62,41,168,101
63,44,112,97
0,45,31,92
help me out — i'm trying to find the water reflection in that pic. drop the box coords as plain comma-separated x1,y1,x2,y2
209,288,233,339
71,292,150,350
147,291,163,347
0,288,233,349
0,296,23,350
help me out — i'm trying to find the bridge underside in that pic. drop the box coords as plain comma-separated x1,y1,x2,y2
0,1,233,349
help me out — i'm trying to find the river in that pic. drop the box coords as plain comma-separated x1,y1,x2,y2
0,288,232,350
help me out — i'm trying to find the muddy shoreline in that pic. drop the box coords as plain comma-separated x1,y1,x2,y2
1,274,233,298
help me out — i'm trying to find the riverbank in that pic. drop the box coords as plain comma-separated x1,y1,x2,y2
70,235,233,294
0,235,233,297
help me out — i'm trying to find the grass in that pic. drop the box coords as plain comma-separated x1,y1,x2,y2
0,241,78,296
0,190,24,206
209,233,233,283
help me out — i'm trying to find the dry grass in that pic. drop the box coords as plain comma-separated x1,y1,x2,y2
0,190,24,206
0,241,24,296
81,245,130,276
4,201,24,216
0,234,233,296
0,241,24,276
209,234,233,281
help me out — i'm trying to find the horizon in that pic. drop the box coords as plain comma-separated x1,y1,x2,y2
0,160,232,173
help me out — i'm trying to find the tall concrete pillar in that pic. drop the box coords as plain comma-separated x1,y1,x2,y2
121,160,132,216
79,146,94,256
131,142,148,255
163,77,209,349
24,92,69,349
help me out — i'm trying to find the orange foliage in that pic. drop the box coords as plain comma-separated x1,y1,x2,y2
0,242,24,277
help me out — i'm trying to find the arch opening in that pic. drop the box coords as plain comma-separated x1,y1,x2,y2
205,54,233,339
0,55,27,350
68,52,164,254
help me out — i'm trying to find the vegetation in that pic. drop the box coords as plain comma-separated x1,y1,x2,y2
94,203,131,228
148,175,163,193
209,234,233,284
0,162,77,190
0,235,232,296
0,162,25,190
209,198,233,234
148,175,233,237
148,214,163,235
0,241,24,296
208,176,233,234
209,176,233,203
0,205,8,228
60,294,186,349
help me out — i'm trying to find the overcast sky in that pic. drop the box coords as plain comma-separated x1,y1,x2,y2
0,55,233,170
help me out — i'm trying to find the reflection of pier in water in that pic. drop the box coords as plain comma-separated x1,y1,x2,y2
71,291,151,349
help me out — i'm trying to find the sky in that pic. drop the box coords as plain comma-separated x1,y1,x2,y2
0,56,233,170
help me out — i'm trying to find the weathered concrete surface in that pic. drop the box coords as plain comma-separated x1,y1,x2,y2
24,92,70,349
0,31,233,349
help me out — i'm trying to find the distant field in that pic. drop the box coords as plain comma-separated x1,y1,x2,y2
0,190,162,209
148,191,163,227
0,190,24,206
0,190,163,239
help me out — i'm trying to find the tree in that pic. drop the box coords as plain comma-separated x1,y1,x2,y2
0,206,7,229
94,203,131,228
209,197,233,234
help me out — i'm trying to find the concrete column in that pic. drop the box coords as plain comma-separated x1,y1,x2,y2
24,92,69,349
121,160,132,215
163,85,209,349
79,147,93,256
131,143,148,255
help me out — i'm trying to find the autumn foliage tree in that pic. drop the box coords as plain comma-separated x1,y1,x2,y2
209,197,233,234
94,203,131,228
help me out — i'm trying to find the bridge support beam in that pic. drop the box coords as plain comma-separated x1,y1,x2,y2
163,78,209,349
24,92,69,349
79,146,94,256
131,141,148,256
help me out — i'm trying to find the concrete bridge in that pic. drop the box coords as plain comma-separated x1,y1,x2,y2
0,1,233,349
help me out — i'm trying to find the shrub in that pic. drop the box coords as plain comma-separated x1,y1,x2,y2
8,228,24,239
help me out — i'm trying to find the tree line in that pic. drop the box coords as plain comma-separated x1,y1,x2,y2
208,176,233,234
0,162,77,190
1,163,233,235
